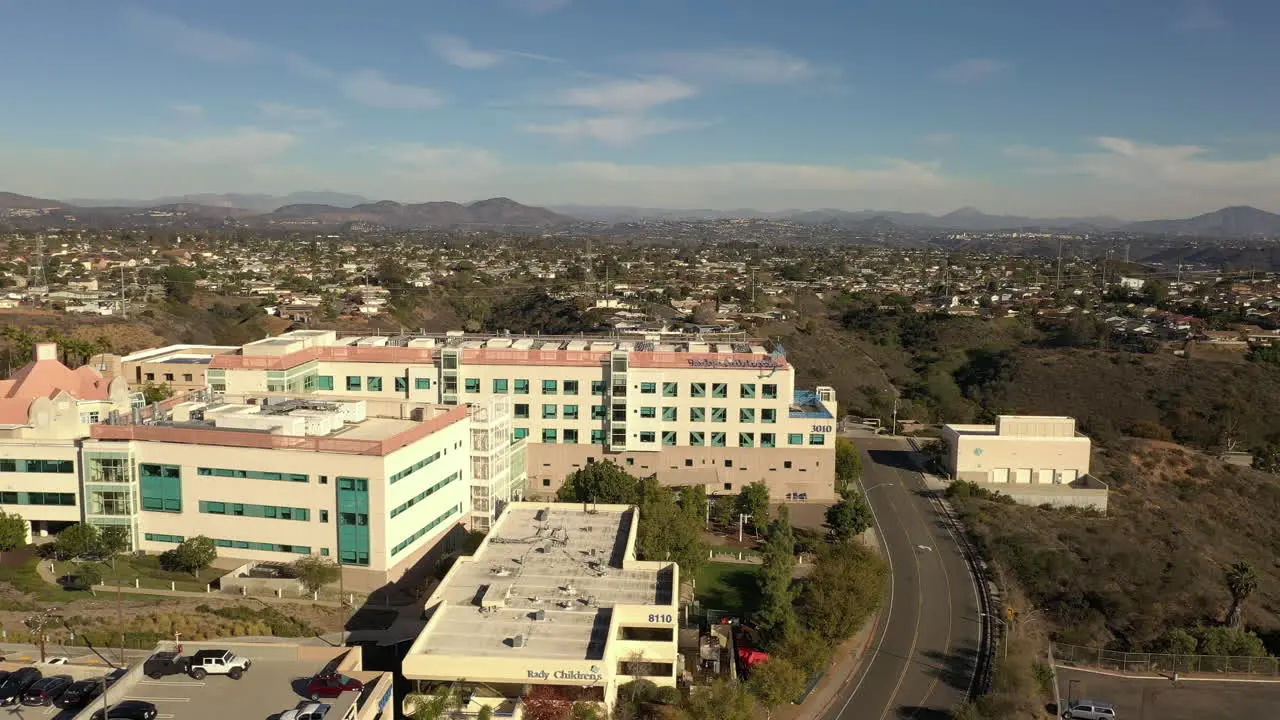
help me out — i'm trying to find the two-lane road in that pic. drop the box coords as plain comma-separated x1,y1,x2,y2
825,437,982,720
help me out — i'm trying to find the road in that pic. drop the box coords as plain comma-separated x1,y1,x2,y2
825,436,982,720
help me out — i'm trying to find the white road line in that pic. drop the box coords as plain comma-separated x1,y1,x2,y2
902,463,957,716
139,680,205,687
127,696,192,702
877,474,925,720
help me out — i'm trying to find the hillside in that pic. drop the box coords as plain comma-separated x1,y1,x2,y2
952,439,1280,652
1127,205,1280,237
257,196,570,228
0,192,62,209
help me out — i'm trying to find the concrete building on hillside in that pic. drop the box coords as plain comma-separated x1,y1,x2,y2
205,330,839,501
941,415,1108,511
402,502,678,717
92,344,239,395
0,343,133,538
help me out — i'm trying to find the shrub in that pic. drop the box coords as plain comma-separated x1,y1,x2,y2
1128,421,1173,441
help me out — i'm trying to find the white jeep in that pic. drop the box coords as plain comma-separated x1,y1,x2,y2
187,649,252,680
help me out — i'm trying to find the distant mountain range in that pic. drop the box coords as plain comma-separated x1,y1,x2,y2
1124,206,1280,237
68,191,371,213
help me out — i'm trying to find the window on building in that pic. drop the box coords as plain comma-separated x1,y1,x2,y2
663,382,678,397
542,478,551,487
784,461,793,469
140,464,182,513
788,433,804,445
612,405,627,422
144,373,155,381
690,431,705,446
662,431,677,446
591,429,605,444
563,380,579,395
514,428,529,440
394,377,408,393
592,380,605,395
711,432,727,447
639,431,656,443
563,405,580,420
712,383,727,398
542,379,558,394
183,373,193,383
493,378,509,393
591,404,606,420
662,406,677,421
163,373,174,382
691,382,706,397
740,383,756,398
564,429,579,444
542,404,558,419
542,428,557,444
761,433,776,448
415,377,431,390
465,378,480,393
640,382,657,394
366,376,382,392
318,376,334,391
515,379,530,394
514,403,530,419
711,407,727,423
739,433,755,448
740,408,756,423
640,407,656,419
762,408,776,424
346,376,361,391
321,510,329,523
691,407,706,422
810,433,826,445
763,383,778,399
725,459,733,468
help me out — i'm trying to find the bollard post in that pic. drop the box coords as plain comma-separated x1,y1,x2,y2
170,581,175,591
134,579,140,589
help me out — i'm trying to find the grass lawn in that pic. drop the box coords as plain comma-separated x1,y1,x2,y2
55,554,224,592
694,562,762,618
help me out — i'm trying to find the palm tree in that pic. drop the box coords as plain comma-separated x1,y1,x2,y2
1225,561,1258,628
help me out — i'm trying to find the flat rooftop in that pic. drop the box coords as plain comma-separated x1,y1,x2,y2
415,504,674,662
333,416,417,440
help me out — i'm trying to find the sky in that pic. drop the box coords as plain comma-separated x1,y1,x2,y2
2,0,1280,218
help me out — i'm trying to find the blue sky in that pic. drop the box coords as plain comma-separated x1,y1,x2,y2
1,0,1278,217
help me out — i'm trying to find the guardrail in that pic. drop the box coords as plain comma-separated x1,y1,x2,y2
1053,643,1280,677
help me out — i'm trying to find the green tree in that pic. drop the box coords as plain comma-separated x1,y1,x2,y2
74,562,104,590
406,685,462,720
636,477,707,578
476,706,493,720
53,523,99,561
1197,626,1268,657
710,495,735,528
292,555,341,594
141,382,173,404
94,525,130,564
824,494,873,543
1225,561,1259,628
682,679,758,720
773,626,833,677
1150,628,1198,655
754,506,797,648
0,509,27,553
797,541,887,642
162,265,200,303
735,481,770,537
678,485,708,525
834,439,862,497
160,536,217,577
747,657,807,716
557,461,639,504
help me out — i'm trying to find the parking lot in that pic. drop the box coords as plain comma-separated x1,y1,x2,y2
1059,667,1280,720
113,659,358,720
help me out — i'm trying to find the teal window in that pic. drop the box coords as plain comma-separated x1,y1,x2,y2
788,433,804,446
711,432,727,447
145,533,184,544
394,377,408,393
389,471,462,518
542,379,558,394
564,429,579,444
210,538,311,554
200,500,309,521
762,433,777,448
662,407,677,421
691,407,706,422
389,451,442,484
542,428,557,444
564,380,579,395
317,376,334,391
367,376,383,392
740,408,756,423
346,376,361,391
690,431,705,447
810,433,826,446
514,428,529,440
564,405,580,420
197,467,308,482
712,383,727,398
391,503,462,557
515,379,530,394
740,383,756,399
591,381,605,395
711,407,727,423
0,492,75,506
140,463,182,512
493,378,509,393
691,382,706,397
739,432,754,448
320,548,329,556
415,377,431,390
591,405,606,420
663,382,678,397
762,408,777,424
542,404,558,419
639,431,656,443
515,403,530,419
0,459,74,474
640,407,656,419
591,429,605,444
465,378,480,393
640,382,657,394
337,476,371,566
662,431,677,446
763,384,778,399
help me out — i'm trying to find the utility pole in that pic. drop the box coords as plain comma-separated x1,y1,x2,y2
751,269,757,306
120,264,128,318
1056,238,1064,289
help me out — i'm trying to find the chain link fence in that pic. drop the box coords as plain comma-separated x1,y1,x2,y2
1053,642,1280,677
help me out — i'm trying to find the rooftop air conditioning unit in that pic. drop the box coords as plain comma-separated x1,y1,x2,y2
511,634,526,648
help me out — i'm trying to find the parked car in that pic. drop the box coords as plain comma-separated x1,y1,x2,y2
56,679,103,709
306,672,364,699
91,700,158,720
22,675,73,706
143,651,190,679
280,702,331,720
41,656,70,665
188,649,251,680
0,667,42,706
1064,700,1117,720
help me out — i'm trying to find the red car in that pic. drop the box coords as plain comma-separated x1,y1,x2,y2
305,673,363,700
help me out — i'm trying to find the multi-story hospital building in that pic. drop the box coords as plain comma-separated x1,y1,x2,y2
201,330,840,501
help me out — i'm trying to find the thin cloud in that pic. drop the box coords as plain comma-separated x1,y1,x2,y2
919,133,954,145
508,0,571,13
1003,144,1057,162
123,7,259,63
521,115,708,147
339,70,446,109
1174,0,1226,31
554,76,697,113
109,127,297,164
259,102,341,129
640,47,832,85
427,33,504,69
935,58,1010,85
170,103,206,119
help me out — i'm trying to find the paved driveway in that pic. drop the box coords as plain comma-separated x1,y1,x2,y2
1059,667,1280,720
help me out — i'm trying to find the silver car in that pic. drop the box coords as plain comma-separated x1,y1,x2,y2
280,702,331,720
1064,700,1116,720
